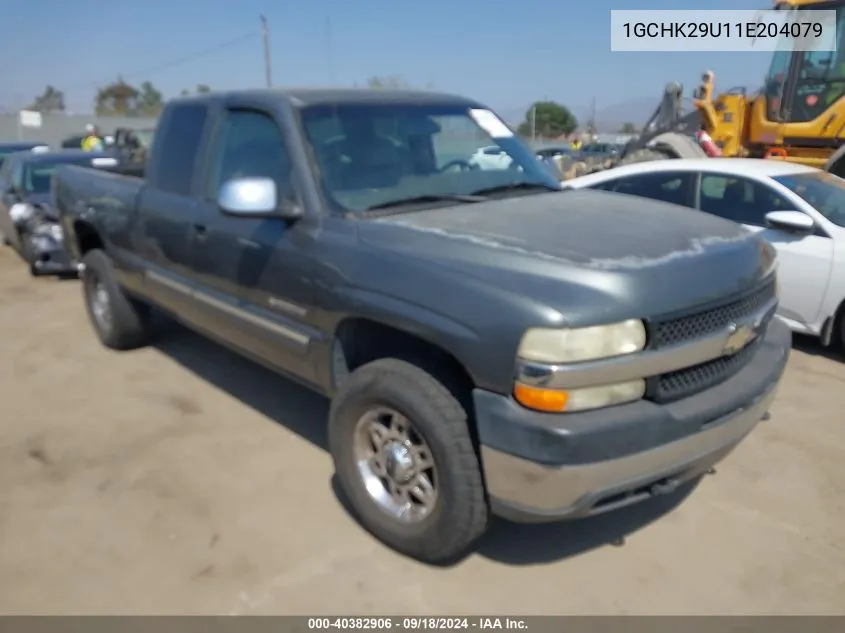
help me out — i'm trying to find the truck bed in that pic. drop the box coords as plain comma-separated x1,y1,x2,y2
53,163,145,229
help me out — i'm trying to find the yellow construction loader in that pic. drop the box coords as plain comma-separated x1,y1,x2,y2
610,0,845,176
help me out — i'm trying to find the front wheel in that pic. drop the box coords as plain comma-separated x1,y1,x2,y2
17,233,44,277
81,249,151,350
328,358,488,563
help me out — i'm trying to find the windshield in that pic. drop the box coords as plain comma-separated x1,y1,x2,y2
774,171,845,227
299,103,560,212
1,146,33,168
23,156,109,194
135,129,155,148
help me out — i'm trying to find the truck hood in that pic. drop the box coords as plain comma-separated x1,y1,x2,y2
358,189,775,325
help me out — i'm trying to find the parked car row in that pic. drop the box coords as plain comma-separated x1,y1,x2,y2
0,149,121,275
470,142,622,176
1,89,790,564
0,141,50,169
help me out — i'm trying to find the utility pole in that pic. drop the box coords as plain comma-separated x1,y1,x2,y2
531,105,536,142
589,96,597,136
261,15,272,88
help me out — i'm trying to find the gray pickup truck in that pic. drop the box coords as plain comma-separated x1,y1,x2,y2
54,88,790,563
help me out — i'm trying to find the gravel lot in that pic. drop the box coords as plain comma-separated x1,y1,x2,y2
0,244,844,615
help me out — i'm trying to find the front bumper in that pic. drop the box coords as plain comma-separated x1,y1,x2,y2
475,317,791,523
25,232,80,275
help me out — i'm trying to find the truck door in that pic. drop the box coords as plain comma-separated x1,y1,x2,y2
135,102,211,318
190,106,318,383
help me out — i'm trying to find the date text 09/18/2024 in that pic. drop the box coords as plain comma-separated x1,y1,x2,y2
622,21,824,39
307,618,528,631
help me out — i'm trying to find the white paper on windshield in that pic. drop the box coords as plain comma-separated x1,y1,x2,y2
469,108,513,138
91,157,118,167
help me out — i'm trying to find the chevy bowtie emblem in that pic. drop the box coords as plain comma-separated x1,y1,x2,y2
723,322,756,355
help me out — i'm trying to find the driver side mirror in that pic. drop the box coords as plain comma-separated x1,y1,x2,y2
764,210,814,233
217,177,302,221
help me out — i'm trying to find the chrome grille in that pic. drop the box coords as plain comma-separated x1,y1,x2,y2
652,280,776,348
652,336,763,403
647,279,776,403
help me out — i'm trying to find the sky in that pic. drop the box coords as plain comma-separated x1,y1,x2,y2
0,0,776,122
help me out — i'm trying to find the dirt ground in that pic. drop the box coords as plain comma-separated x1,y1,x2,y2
0,244,844,615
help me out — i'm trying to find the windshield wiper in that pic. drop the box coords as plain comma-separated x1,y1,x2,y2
469,182,560,196
365,194,486,211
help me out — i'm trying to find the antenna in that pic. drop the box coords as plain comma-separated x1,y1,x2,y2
261,15,273,88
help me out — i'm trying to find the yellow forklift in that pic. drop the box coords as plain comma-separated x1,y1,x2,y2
611,0,845,176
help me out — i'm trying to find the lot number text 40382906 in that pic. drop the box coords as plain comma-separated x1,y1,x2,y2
307,618,528,631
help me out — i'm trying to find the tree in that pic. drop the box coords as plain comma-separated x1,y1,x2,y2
95,78,140,116
516,101,577,139
27,85,65,113
180,84,211,96
137,81,164,116
619,122,637,134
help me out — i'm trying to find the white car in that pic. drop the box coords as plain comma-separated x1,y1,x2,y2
564,158,845,348
468,145,514,170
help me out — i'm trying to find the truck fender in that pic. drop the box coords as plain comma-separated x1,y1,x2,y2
328,288,483,387
647,132,709,159
823,145,845,178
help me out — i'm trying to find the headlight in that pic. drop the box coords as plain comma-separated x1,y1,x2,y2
514,379,645,413
518,319,647,364
33,223,63,241
9,203,35,223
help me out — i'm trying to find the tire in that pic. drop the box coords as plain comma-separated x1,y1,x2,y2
81,249,151,350
328,358,488,563
835,304,845,353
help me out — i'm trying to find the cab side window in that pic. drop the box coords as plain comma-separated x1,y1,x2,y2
590,172,694,208
152,103,208,196
698,174,790,226
209,109,293,201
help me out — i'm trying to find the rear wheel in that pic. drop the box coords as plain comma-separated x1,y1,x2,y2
81,249,151,350
329,358,488,563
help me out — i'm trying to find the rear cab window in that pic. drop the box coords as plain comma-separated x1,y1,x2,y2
149,103,210,195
